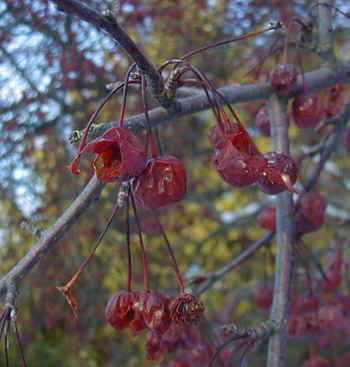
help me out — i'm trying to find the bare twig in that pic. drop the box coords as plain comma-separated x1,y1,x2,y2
195,232,274,296
49,0,165,99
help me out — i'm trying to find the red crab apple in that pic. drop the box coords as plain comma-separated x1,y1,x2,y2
255,106,271,137
257,152,298,194
71,126,147,182
208,121,260,155
105,290,136,330
296,192,327,233
292,94,324,128
142,291,171,335
269,63,298,96
257,207,276,231
132,155,187,209
213,144,267,187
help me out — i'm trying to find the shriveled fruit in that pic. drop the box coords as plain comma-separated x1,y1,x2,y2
257,207,276,231
292,94,324,128
71,127,147,182
270,64,297,96
296,192,327,233
105,290,136,330
257,152,298,194
142,291,171,335
213,145,266,187
170,293,205,324
132,155,187,209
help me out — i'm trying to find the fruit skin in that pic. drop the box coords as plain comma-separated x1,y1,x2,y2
132,155,187,209
257,152,298,195
295,192,327,234
292,94,324,129
213,145,267,187
105,290,136,330
255,106,271,137
257,207,276,231
72,126,147,182
269,64,298,96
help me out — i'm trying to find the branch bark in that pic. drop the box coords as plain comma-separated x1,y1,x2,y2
266,95,295,367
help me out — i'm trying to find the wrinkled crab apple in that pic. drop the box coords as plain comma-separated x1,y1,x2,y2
70,127,147,182
132,155,187,209
208,122,267,187
257,152,298,195
255,106,271,137
269,63,298,96
292,94,324,129
209,122,298,193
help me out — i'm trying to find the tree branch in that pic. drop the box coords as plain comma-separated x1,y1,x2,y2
194,232,274,296
49,0,164,97
266,95,295,367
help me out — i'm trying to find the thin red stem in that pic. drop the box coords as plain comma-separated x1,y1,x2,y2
14,321,27,367
130,191,150,292
141,74,158,158
153,213,185,293
59,193,121,291
181,23,282,60
125,192,132,292
119,63,137,128
4,330,9,367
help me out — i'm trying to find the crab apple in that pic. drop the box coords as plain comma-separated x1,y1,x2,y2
146,332,165,362
213,144,267,187
71,127,147,182
269,64,298,96
129,290,148,337
292,94,324,128
105,290,136,330
132,155,187,209
254,282,273,310
257,207,276,231
325,84,346,118
321,268,342,293
142,291,171,335
169,293,205,324
296,192,327,233
208,121,260,155
167,358,190,367
303,356,330,367
289,315,307,337
255,106,271,137
257,152,298,194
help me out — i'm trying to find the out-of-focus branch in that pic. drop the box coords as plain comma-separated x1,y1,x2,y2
266,95,295,367
305,99,350,192
49,0,165,99
0,176,104,298
194,232,274,296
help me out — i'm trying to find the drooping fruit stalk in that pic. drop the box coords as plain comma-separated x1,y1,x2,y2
58,192,122,318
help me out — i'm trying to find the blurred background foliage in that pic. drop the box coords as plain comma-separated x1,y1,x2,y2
0,0,350,365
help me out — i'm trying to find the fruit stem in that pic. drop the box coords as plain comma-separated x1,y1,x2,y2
130,191,150,292
141,73,158,158
14,321,27,367
153,213,185,294
58,194,121,298
282,20,293,65
119,63,137,128
125,190,132,292
181,22,282,60
70,83,125,174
